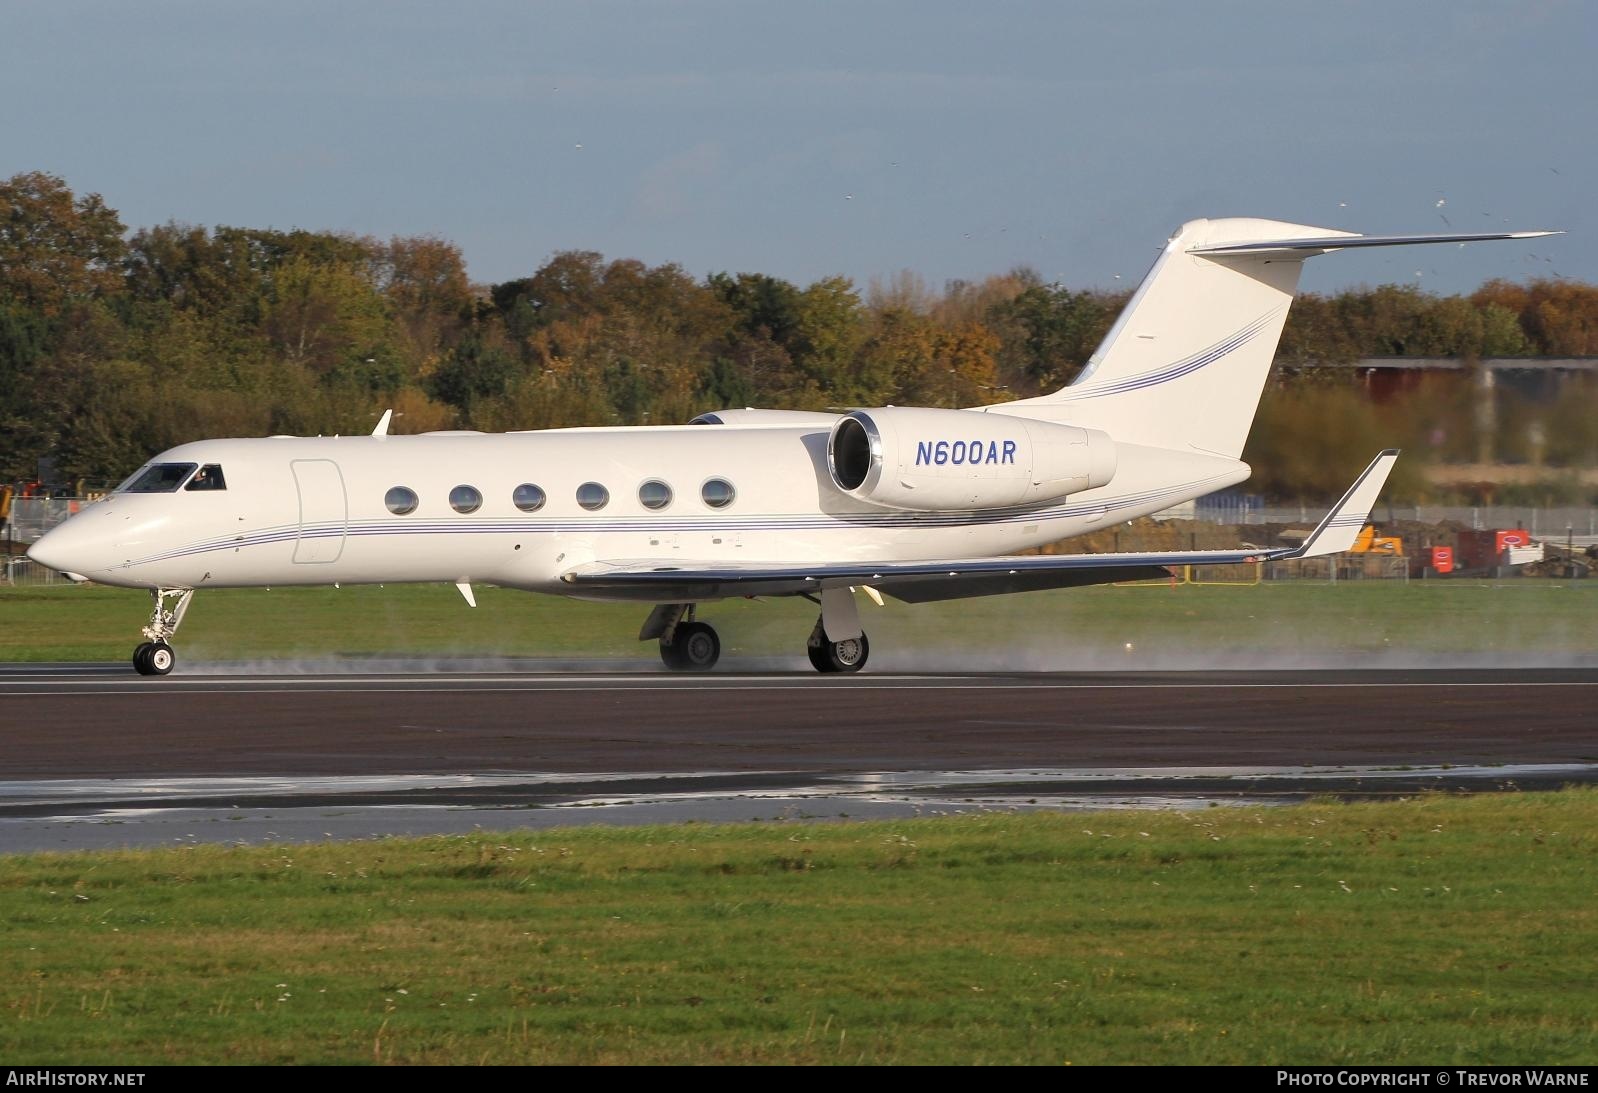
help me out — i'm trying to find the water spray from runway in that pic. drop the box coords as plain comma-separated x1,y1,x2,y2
172,580,1598,676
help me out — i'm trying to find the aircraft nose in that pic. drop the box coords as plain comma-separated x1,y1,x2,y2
27,520,101,581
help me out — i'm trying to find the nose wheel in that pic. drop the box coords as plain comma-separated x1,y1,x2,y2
133,641,176,676
131,588,193,676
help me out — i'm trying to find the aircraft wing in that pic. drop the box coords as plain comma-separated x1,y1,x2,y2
560,450,1398,603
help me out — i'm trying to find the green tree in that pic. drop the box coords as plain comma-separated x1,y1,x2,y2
710,271,804,347
707,272,806,404
0,172,126,316
0,302,53,479
428,326,521,411
790,276,864,402
986,282,1121,394
260,256,399,388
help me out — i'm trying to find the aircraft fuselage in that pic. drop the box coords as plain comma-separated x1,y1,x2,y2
35,424,1248,598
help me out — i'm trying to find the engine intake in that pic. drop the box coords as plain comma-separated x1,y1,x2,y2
827,407,1115,511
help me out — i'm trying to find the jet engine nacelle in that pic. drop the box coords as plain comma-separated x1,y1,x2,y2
827,407,1116,511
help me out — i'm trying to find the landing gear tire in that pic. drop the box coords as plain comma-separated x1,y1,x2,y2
808,631,869,674
132,588,193,676
660,621,721,672
133,641,175,676
147,642,175,675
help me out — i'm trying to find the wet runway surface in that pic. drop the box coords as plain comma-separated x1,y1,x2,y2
3,662,1595,851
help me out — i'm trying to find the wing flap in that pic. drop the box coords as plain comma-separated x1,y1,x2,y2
883,565,1174,603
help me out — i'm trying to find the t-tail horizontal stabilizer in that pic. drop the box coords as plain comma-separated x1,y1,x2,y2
1279,449,1401,559
1190,230,1561,258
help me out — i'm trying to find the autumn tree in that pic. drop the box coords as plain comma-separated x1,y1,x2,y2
372,235,474,375
0,172,126,316
1476,278,1598,356
5,171,1596,500
855,307,937,404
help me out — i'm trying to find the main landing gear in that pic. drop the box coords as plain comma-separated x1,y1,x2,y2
645,604,723,672
640,598,871,674
132,588,193,676
807,617,870,674
805,586,870,673
662,621,721,671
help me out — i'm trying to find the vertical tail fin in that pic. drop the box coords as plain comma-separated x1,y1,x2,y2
995,218,1350,457
991,218,1557,459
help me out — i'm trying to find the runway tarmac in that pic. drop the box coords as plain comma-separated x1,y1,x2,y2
3,662,1594,851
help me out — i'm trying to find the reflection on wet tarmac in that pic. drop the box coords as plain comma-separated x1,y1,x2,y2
2,762,1592,853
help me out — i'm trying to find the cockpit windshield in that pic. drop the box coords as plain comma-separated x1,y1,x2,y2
120,463,199,493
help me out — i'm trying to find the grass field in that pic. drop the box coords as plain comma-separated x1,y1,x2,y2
0,791,1593,1064
2,578,1596,666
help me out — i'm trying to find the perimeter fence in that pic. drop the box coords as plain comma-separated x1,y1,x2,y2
1120,555,1412,587
1193,497,1598,536
1,556,74,586
4,497,92,547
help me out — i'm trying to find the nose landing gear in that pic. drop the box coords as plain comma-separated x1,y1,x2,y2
132,588,193,676
133,641,175,676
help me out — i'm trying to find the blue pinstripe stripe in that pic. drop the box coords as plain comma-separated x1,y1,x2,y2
1068,311,1280,400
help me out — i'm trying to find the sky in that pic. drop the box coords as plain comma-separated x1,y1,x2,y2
2,0,1591,297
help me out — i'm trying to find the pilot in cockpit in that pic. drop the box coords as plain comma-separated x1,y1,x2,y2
185,464,227,491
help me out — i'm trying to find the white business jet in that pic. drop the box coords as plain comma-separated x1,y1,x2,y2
28,218,1556,675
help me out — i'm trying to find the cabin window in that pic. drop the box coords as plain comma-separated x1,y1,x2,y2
638,479,673,511
385,486,419,515
122,463,198,494
184,464,227,492
512,483,546,513
576,482,609,511
449,485,483,514
701,477,736,509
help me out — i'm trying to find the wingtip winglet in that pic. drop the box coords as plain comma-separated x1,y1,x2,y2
1291,450,1401,559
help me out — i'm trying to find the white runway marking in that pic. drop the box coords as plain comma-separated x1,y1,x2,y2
5,675,1598,699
